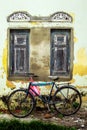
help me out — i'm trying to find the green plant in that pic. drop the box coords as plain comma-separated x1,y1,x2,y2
73,102,80,109
57,113,64,119
0,119,76,130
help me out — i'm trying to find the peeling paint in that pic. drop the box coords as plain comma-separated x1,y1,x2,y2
74,36,78,43
77,48,87,65
70,78,75,83
2,40,8,74
73,48,87,76
6,80,16,89
31,21,39,25
70,12,75,22
73,75,87,86
82,97,87,102
73,64,87,76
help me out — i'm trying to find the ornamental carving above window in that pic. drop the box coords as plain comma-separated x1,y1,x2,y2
7,11,72,22
7,11,31,22
50,12,72,22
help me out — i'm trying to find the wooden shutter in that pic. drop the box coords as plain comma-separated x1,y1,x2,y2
51,29,70,76
10,29,29,76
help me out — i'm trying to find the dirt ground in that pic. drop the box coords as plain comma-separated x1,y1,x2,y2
0,106,87,130
28,107,87,130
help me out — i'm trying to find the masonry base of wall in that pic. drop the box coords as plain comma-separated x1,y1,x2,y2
0,94,87,114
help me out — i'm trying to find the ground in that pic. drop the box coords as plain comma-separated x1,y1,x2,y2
0,106,87,130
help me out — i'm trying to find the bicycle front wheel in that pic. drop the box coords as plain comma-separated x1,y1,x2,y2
53,86,82,116
7,89,36,118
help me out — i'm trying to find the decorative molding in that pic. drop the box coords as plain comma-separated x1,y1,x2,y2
7,11,73,23
50,12,72,22
7,11,31,22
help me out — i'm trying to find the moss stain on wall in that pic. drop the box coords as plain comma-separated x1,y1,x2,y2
30,28,50,80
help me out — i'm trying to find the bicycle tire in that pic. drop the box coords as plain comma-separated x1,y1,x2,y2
53,85,82,116
7,89,36,118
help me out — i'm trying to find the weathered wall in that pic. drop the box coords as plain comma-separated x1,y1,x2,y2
30,28,50,81
0,0,87,108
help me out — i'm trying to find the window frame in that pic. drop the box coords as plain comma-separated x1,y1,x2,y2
7,28,30,80
50,28,74,80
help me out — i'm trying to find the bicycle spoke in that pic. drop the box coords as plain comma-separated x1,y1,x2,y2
53,86,82,116
67,88,69,98
7,89,35,118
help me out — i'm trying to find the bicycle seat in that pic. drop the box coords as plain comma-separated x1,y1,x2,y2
48,76,59,80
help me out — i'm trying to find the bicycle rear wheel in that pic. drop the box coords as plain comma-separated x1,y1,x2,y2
7,89,36,118
53,86,82,116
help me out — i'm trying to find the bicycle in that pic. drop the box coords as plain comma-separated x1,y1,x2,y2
7,74,82,118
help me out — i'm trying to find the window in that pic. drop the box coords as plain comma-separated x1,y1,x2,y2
50,29,73,78
9,29,30,78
